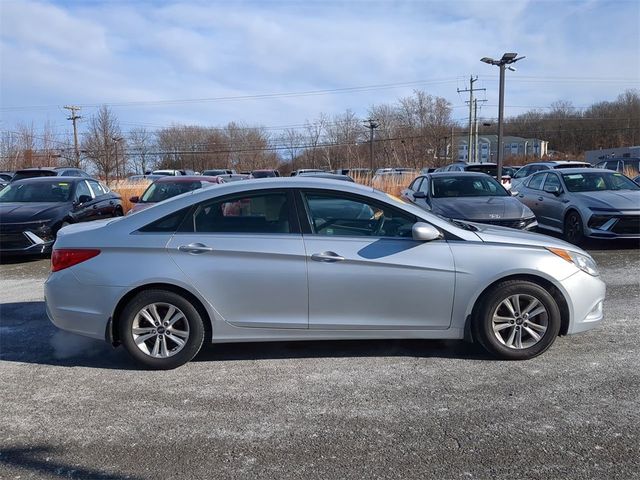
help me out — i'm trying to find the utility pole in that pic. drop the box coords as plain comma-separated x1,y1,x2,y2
473,98,487,162
458,77,485,163
363,119,379,172
64,105,81,167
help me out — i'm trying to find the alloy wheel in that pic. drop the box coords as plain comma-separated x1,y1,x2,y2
491,294,548,349
565,213,583,243
132,302,190,358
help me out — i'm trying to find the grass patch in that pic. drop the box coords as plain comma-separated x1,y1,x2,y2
108,180,150,213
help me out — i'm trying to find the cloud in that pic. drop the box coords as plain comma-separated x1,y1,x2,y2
0,0,638,132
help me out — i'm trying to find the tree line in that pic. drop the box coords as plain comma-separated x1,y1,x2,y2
1,89,638,179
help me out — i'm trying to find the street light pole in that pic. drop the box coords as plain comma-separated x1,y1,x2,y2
481,52,525,181
497,63,506,179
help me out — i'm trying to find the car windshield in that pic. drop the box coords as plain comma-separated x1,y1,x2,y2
11,171,57,181
0,181,73,202
431,176,508,198
140,181,204,203
562,172,640,192
251,171,276,178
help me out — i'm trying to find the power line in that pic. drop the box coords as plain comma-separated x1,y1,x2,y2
0,78,461,111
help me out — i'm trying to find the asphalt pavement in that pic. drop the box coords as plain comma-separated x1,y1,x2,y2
0,242,639,480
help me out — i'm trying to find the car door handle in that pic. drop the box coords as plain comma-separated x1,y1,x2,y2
311,251,345,262
518,194,524,198
538,197,544,201
178,243,214,254
92,205,98,209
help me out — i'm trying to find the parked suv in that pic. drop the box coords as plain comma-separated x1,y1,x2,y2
510,161,591,193
11,167,92,182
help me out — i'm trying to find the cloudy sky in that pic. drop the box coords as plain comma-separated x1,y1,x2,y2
1,0,638,141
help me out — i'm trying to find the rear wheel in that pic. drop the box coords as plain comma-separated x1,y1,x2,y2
563,210,584,245
113,207,124,217
472,280,561,360
119,289,205,369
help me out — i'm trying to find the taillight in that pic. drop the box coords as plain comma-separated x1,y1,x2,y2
51,249,100,272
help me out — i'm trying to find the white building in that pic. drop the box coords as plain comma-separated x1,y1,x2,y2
584,146,640,164
457,135,548,163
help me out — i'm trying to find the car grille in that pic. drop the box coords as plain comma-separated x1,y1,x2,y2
612,216,640,235
0,232,32,249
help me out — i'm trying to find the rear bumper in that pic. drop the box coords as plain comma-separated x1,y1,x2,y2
45,269,126,341
559,270,606,335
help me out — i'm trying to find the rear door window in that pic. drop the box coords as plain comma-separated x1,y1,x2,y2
192,192,292,234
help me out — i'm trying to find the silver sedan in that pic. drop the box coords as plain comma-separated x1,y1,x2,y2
45,178,605,369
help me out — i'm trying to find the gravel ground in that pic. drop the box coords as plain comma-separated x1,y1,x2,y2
0,242,639,480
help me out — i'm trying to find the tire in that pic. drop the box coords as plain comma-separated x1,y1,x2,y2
563,210,584,245
472,280,561,360
119,289,205,369
113,207,124,217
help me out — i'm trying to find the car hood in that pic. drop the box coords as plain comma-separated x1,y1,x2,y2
470,222,582,251
571,190,640,211
0,202,69,224
432,196,533,220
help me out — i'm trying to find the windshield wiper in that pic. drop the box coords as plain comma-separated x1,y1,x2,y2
449,219,478,231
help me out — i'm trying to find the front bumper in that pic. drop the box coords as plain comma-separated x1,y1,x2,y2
559,269,606,335
45,268,126,341
587,213,640,239
0,230,54,255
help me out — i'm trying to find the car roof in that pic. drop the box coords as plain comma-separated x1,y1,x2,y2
427,171,495,178
8,176,84,185
154,175,220,183
526,161,589,166
534,168,600,174
298,172,354,181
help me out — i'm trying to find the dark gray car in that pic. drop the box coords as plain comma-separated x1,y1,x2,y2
401,172,537,230
515,168,640,244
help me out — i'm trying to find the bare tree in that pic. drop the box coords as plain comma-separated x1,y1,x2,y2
82,105,122,182
128,127,155,174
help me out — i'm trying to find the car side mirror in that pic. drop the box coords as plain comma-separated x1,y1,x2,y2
545,185,562,196
413,191,427,199
129,195,139,203
76,194,92,205
412,222,442,242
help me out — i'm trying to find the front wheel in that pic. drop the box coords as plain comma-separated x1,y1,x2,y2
119,289,205,369
472,280,561,360
563,211,584,245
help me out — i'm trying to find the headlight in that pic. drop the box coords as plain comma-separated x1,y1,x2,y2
546,247,600,276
